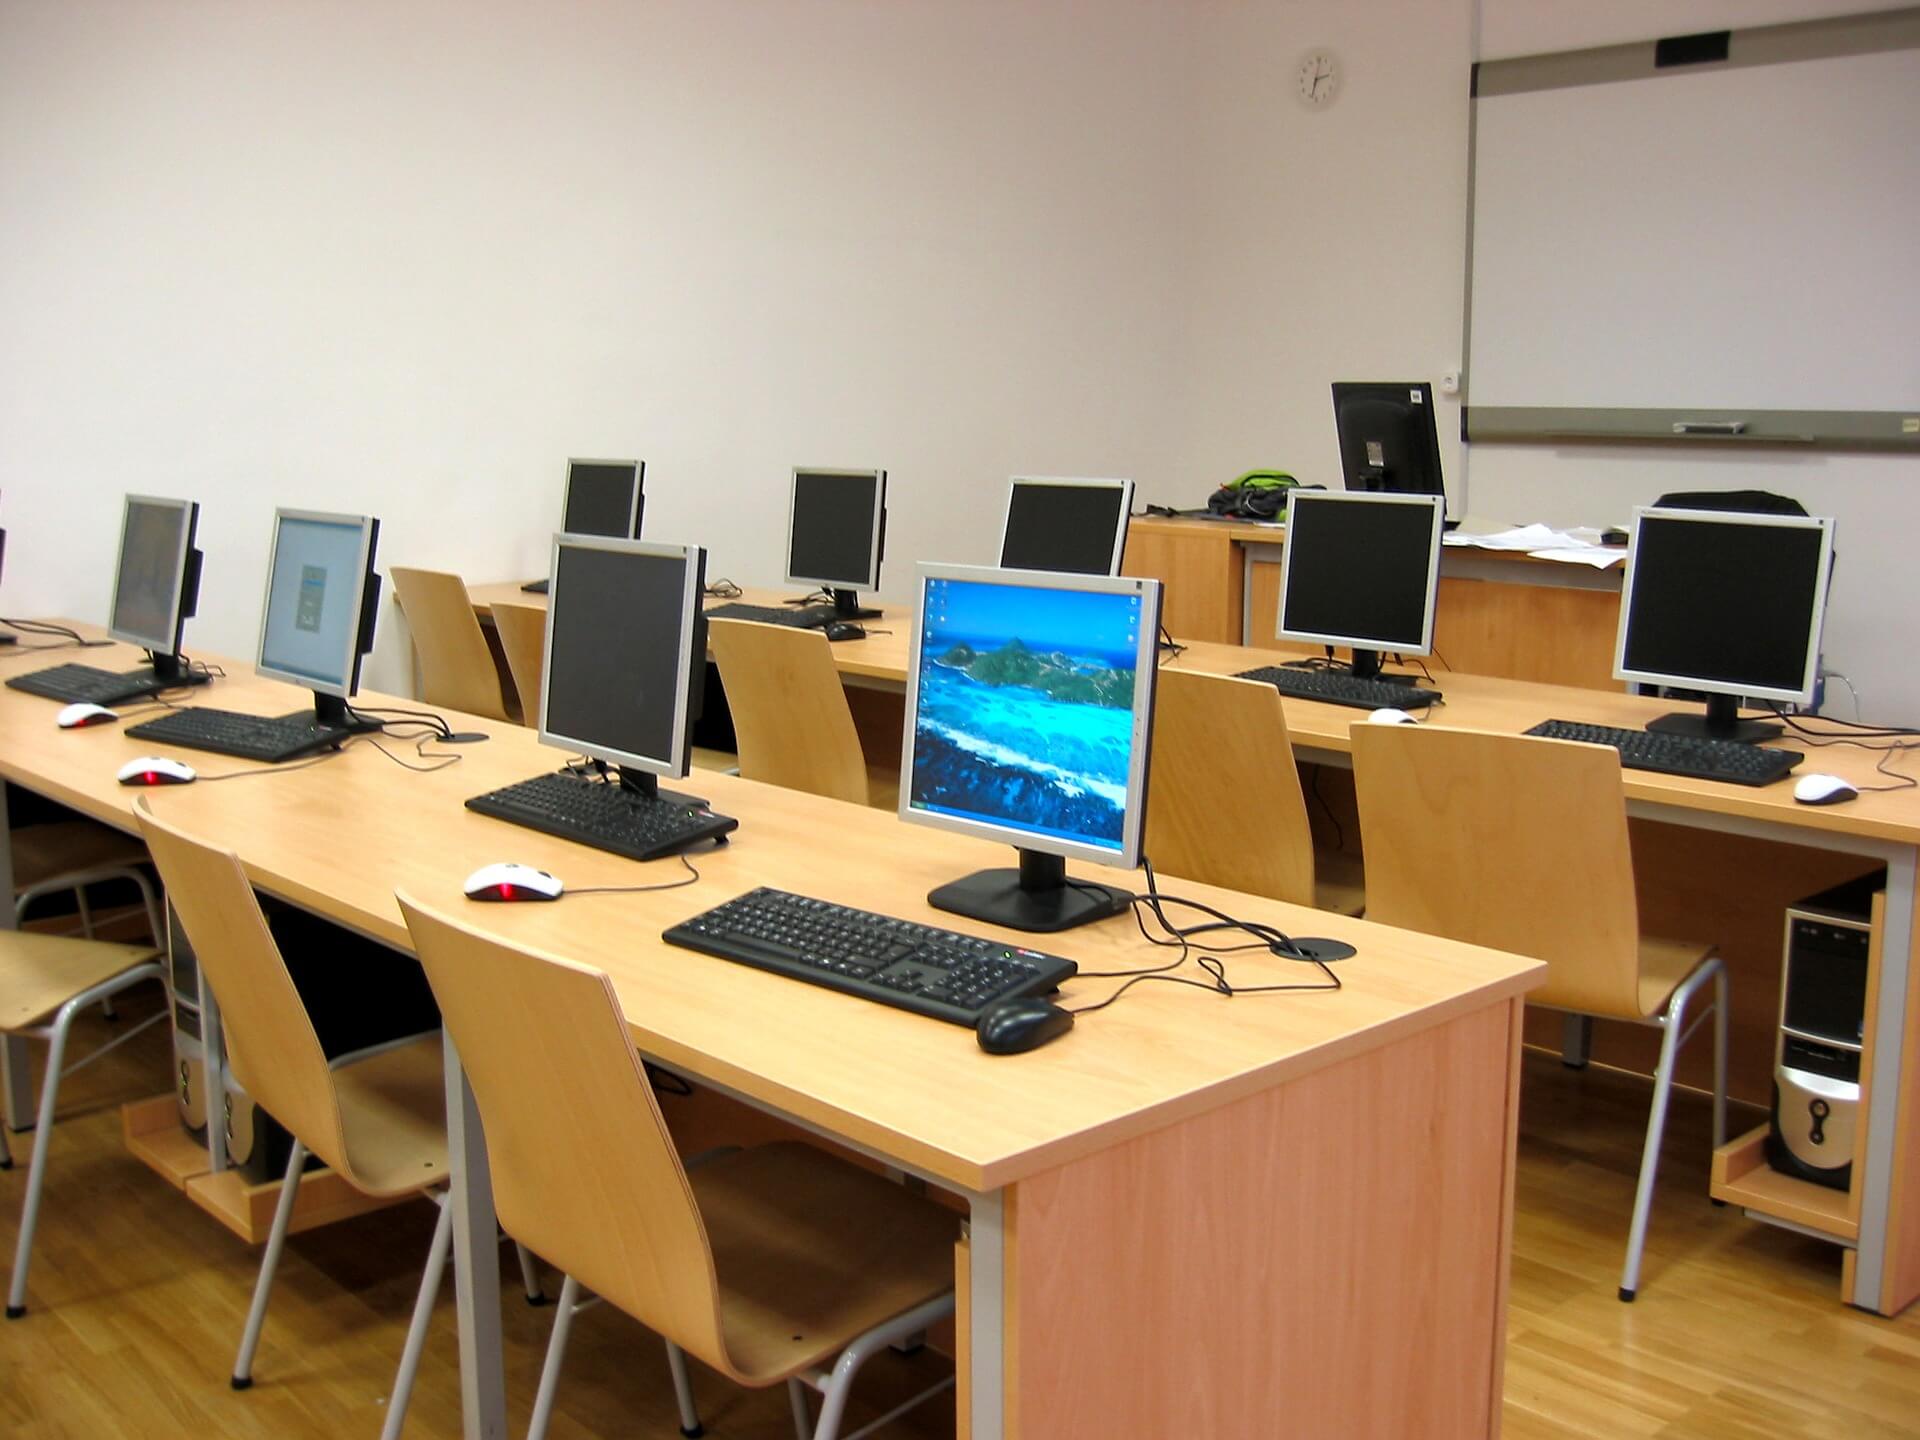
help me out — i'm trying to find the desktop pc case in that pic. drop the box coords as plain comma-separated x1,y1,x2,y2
1766,872,1880,1191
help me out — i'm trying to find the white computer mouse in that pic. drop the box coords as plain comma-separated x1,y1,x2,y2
463,862,564,902
1366,708,1418,725
1793,773,1859,806
116,756,197,786
56,702,119,729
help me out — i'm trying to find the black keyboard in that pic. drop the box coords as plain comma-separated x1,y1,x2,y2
663,887,1078,1026
1236,665,1442,711
465,770,738,862
1525,719,1802,787
520,578,548,594
8,663,168,705
705,602,836,629
124,708,359,763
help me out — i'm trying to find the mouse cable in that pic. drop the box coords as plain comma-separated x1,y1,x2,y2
346,703,452,739
703,578,744,599
1766,702,1920,739
566,852,702,896
366,732,464,773
0,618,113,647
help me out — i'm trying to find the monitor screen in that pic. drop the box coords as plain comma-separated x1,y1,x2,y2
900,565,1159,869
998,477,1135,575
562,459,644,539
539,536,704,777
1331,382,1446,505
1615,507,1833,705
786,469,885,590
256,510,378,696
108,495,198,655
1278,490,1443,655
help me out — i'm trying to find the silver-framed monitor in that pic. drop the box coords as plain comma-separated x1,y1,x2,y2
899,561,1161,933
785,467,887,619
1276,489,1444,680
998,475,1136,576
254,508,383,729
1615,506,1835,743
107,494,205,684
562,458,645,540
537,534,707,796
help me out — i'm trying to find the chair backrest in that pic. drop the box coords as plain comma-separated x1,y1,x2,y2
395,894,739,1377
133,797,354,1174
1349,724,1643,1017
1144,668,1316,906
389,567,510,722
490,601,547,728
708,619,869,806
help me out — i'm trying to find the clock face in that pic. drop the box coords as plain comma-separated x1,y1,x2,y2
1297,49,1339,108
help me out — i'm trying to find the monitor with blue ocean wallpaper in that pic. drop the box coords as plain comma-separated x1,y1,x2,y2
907,574,1146,855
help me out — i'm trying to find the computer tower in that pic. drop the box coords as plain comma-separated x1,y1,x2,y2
1765,873,1879,1191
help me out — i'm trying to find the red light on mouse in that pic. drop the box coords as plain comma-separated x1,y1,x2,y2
143,771,159,785
498,883,513,901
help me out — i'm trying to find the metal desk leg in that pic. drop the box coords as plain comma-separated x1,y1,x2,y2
0,785,31,1133
968,1189,1005,1438
444,1033,507,1439
1852,847,1916,1313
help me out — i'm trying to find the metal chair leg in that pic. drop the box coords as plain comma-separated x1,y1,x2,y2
788,1377,813,1440
515,1241,548,1306
526,1274,582,1440
809,1292,956,1440
232,1139,308,1388
5,996,79,1317
380,1194,454,1440
1619,962,1718,1302
666,1341,705,1437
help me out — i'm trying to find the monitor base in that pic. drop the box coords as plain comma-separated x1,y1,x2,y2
1647,693,1782,745
928,851,1133,935
829,588,882,621
0,633,14,646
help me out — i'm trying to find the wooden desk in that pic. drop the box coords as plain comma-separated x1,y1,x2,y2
0,630,1541,1438
1120,514,1626,689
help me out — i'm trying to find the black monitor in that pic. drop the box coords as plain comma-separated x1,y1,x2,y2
562,459,645,539
785,468,886,619
900,562,1161,933
1614,506,1834,743
1331,382,1448,516
254,508,384,731
538,534,708,801
107,494,205,686
998,476,1136,576
1277,490,1443,681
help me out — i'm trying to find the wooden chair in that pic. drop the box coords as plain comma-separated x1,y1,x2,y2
709,619,884,808
398,893,958,1440
389,567,511,722
490,600,547,728
1349,723,1727,1301
11,817,165,1023
1145,668,1364,914
2,930,164,1317
133,798,533,1435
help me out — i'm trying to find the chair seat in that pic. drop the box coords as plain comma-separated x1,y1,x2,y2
1635,936,1717,1020
1312,849,1367,918
0,932,159,1031
332,1035,450,1196
694,1142,958,1386
12,821,148,893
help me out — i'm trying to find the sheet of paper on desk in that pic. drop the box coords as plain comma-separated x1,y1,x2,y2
1444,523,1626,569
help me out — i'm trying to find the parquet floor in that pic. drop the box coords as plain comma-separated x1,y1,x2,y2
2,990,1916,1439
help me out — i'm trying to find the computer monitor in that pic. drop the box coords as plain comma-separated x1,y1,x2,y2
562,459,645,539
785,467,886,619
998,476,1136,576
538,534,708,800
107,494,205,685
900,563,1161,933
254,508,384,731
1614,506,1835,743
1276,490,1443,681
1331,382,1448,516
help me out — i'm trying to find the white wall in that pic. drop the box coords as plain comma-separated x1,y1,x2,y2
3,0,1913,718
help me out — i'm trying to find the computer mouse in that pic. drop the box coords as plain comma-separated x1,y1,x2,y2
1366,708,1417,725
116,756,196,786
1793,773,1859,806
976,997,1075,1055
57,702,119,728
824,621,867,642
463,862,564,902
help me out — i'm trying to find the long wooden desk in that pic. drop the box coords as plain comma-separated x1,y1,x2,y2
0,630,1542,1438
472,582,1920,1316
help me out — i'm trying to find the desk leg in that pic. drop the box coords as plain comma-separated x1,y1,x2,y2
1853,848,1916,1314
967,1190,1005,1438
0,784,28,1134
445,1034,507,1440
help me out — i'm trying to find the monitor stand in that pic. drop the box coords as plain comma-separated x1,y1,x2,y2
1646,692,1782,745
146,651,210,690
615,763,711,812
311,692,387,738
928,847,1132,935
829,587,882,621
0,634,14,647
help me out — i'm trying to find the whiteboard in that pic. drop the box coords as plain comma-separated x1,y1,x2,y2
1466,19,1920,436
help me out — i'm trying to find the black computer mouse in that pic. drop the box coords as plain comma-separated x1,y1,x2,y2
824,621,867,642
976,997,1075,1055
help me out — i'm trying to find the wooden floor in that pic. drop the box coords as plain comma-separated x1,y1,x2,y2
2,990,1917,1439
